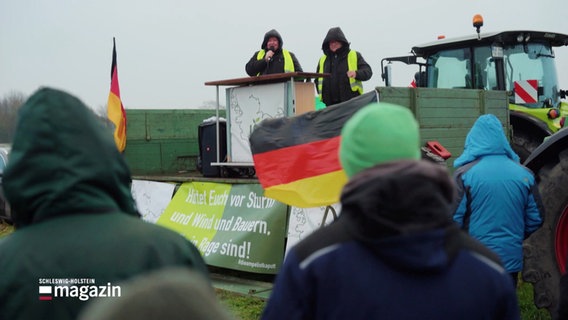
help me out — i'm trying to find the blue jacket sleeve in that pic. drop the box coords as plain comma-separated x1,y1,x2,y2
453,195,467,228
452,171,468,228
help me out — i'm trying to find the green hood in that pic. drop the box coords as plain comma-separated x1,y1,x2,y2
3,87,137,228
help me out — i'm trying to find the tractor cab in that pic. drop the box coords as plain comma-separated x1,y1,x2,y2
402,31,568,109
383,30,568,104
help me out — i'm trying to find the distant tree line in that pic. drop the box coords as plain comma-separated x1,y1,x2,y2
0,91,26,143
0,92,113,144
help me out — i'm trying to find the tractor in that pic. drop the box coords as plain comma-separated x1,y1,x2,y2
381,15,568,162
380,15,568,316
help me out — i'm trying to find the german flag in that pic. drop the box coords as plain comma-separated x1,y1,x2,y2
250,92,378,208
107,37,127,152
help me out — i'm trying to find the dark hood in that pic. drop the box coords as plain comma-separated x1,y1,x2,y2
339,160,459,272
454,114,519,167
261,29,283,50
3,87,138,228
322,27,350,55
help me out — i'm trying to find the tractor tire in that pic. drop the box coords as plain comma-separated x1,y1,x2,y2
522,148,568,316
511,130,545,163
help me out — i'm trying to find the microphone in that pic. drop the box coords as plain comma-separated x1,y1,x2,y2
267,46,276,61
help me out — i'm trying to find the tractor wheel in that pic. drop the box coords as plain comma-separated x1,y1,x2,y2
511,129,545,163
522,148,568,315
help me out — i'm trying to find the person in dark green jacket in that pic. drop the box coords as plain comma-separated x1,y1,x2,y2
0,88,210,320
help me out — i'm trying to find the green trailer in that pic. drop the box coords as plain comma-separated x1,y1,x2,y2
124,109,225,179
376,87,508,168
124,87,508,178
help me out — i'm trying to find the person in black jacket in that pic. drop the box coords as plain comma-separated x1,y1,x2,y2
245,29,303,76
315,27,373,106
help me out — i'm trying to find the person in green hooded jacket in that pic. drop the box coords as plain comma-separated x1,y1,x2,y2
0,88,210,320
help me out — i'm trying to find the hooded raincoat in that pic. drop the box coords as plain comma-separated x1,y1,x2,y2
0,88,209,320
315,27,372,106
452,114,544,273
245,29,303,76
262,160,519,320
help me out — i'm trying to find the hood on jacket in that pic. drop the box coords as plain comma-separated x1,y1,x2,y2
453,114,519,167
261,29,283,50
3,87,138,228
322,27,350,54
339,159,458,272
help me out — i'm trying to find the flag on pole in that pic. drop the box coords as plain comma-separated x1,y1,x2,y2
249,92,378,208
107,37,127,152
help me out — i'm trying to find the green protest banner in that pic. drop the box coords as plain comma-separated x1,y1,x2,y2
157,182,288,274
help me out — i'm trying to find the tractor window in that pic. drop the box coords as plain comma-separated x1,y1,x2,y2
426,48,471,89
504,43,560,107
473,46,493,90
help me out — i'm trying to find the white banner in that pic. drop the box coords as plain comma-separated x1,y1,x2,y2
131,180,176,223
227,83,287,162
285,204,341,254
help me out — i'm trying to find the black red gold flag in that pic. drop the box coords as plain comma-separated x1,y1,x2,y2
107,37,127,152
250,92,378,207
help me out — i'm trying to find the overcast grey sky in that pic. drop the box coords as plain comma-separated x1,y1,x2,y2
1,0,567,110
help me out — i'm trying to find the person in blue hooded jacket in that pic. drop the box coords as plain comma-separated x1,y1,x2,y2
452,114,544,287
261,103,520,320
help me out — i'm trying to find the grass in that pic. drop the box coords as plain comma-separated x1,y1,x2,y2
216,289,266,320
0,221,554,319
518,280,552,320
